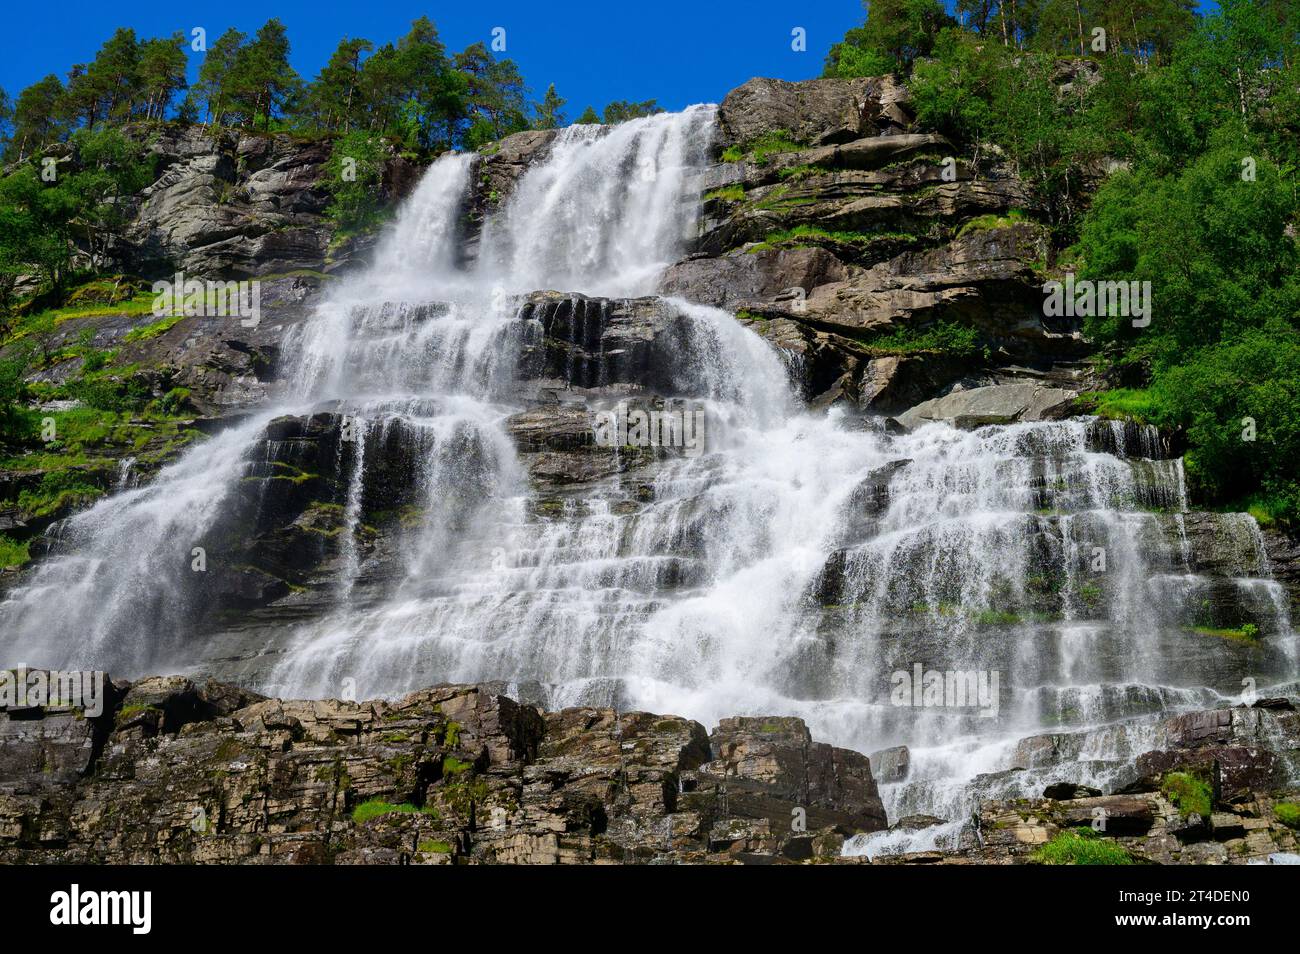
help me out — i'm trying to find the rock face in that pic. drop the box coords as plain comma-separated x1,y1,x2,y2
716,76,913,148
0,674,884,864
114,126,410,278
662,77,1086,410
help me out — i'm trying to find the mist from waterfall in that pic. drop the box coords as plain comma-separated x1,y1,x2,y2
1,104,1295,859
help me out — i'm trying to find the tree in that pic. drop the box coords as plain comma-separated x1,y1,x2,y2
137,34,188,120
230,19,300,130
324,130,386,233
196,29,245,126
825,0,954,76
8,75,65,161
575,105,601,124
454,42,529,147
601,99,661,124
305,37,374,132
86,28,142,123
533,84,566,129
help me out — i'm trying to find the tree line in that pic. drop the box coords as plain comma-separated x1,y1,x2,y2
0,17,665,162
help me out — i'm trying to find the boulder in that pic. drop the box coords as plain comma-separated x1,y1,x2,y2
717,76,912,149
896,382,1078,430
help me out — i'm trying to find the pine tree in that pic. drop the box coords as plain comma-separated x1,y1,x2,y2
137,34,188,120
533,84,566,129
8,75,65,161
601,99,662,123
196,29,245,126
575,105,600,124
306,37,373,132
230,19,300,130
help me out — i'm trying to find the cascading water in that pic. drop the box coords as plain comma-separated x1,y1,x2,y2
1,105,1295,857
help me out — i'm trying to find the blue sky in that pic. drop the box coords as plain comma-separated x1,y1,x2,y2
2,1,1219,119
1,1,870,117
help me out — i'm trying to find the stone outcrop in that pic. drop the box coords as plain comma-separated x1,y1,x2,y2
112,125,417,278
716,75,913,148
0,674,885,864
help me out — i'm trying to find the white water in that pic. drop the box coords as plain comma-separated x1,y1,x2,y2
1,106,1296,857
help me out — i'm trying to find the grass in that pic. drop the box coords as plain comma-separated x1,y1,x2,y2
720,129,805,164
123,313,186,342
1161,772,1212,817
1034,828,1134,865
848,321,985,359
704,184,745,202
6,292,157,341
351,799,440,824
1275,802,1300,829
752,225,918,253
776,164,831,181
1189,625,1261,644
955,209,1027,238
973,609,1022,626
417,839,452,854
0,535,31,569
1074,388,1158,423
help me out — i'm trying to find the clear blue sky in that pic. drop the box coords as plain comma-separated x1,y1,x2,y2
1,1,872,117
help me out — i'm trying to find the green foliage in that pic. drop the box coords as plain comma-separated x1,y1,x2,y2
1162,772,1212,817
1034,828,1134,865
533,84,566,130
1075,388,1158,422
602,100,662,124
704,185,745,202
721,130,804,165
825,0,953,76
956,209,1026,237
351,799,417,823
325,130,387,234
0,535,30,568
853,320,984,358
1275,802,1300,829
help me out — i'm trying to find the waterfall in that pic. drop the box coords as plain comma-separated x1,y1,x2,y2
1,105,1295,857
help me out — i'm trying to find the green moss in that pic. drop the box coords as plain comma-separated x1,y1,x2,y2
1274,802,1300,828
352,799,419,823
350,798,440,823
1161,772,1212,817
955,209,1027,237
115,703,162,723
722,130,805,165
123,313,185,342
1189,625,1260,644
704,184,745,202
973,609,1022,626
1033,829,1133,865
776,164,831,181
442,755,472,775
418,839,452,854
846,321,984,359
442,721,461,748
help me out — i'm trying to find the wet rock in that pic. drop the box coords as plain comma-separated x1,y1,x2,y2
896,382,1078,430
1043,782,1102,800
868,745,910,784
